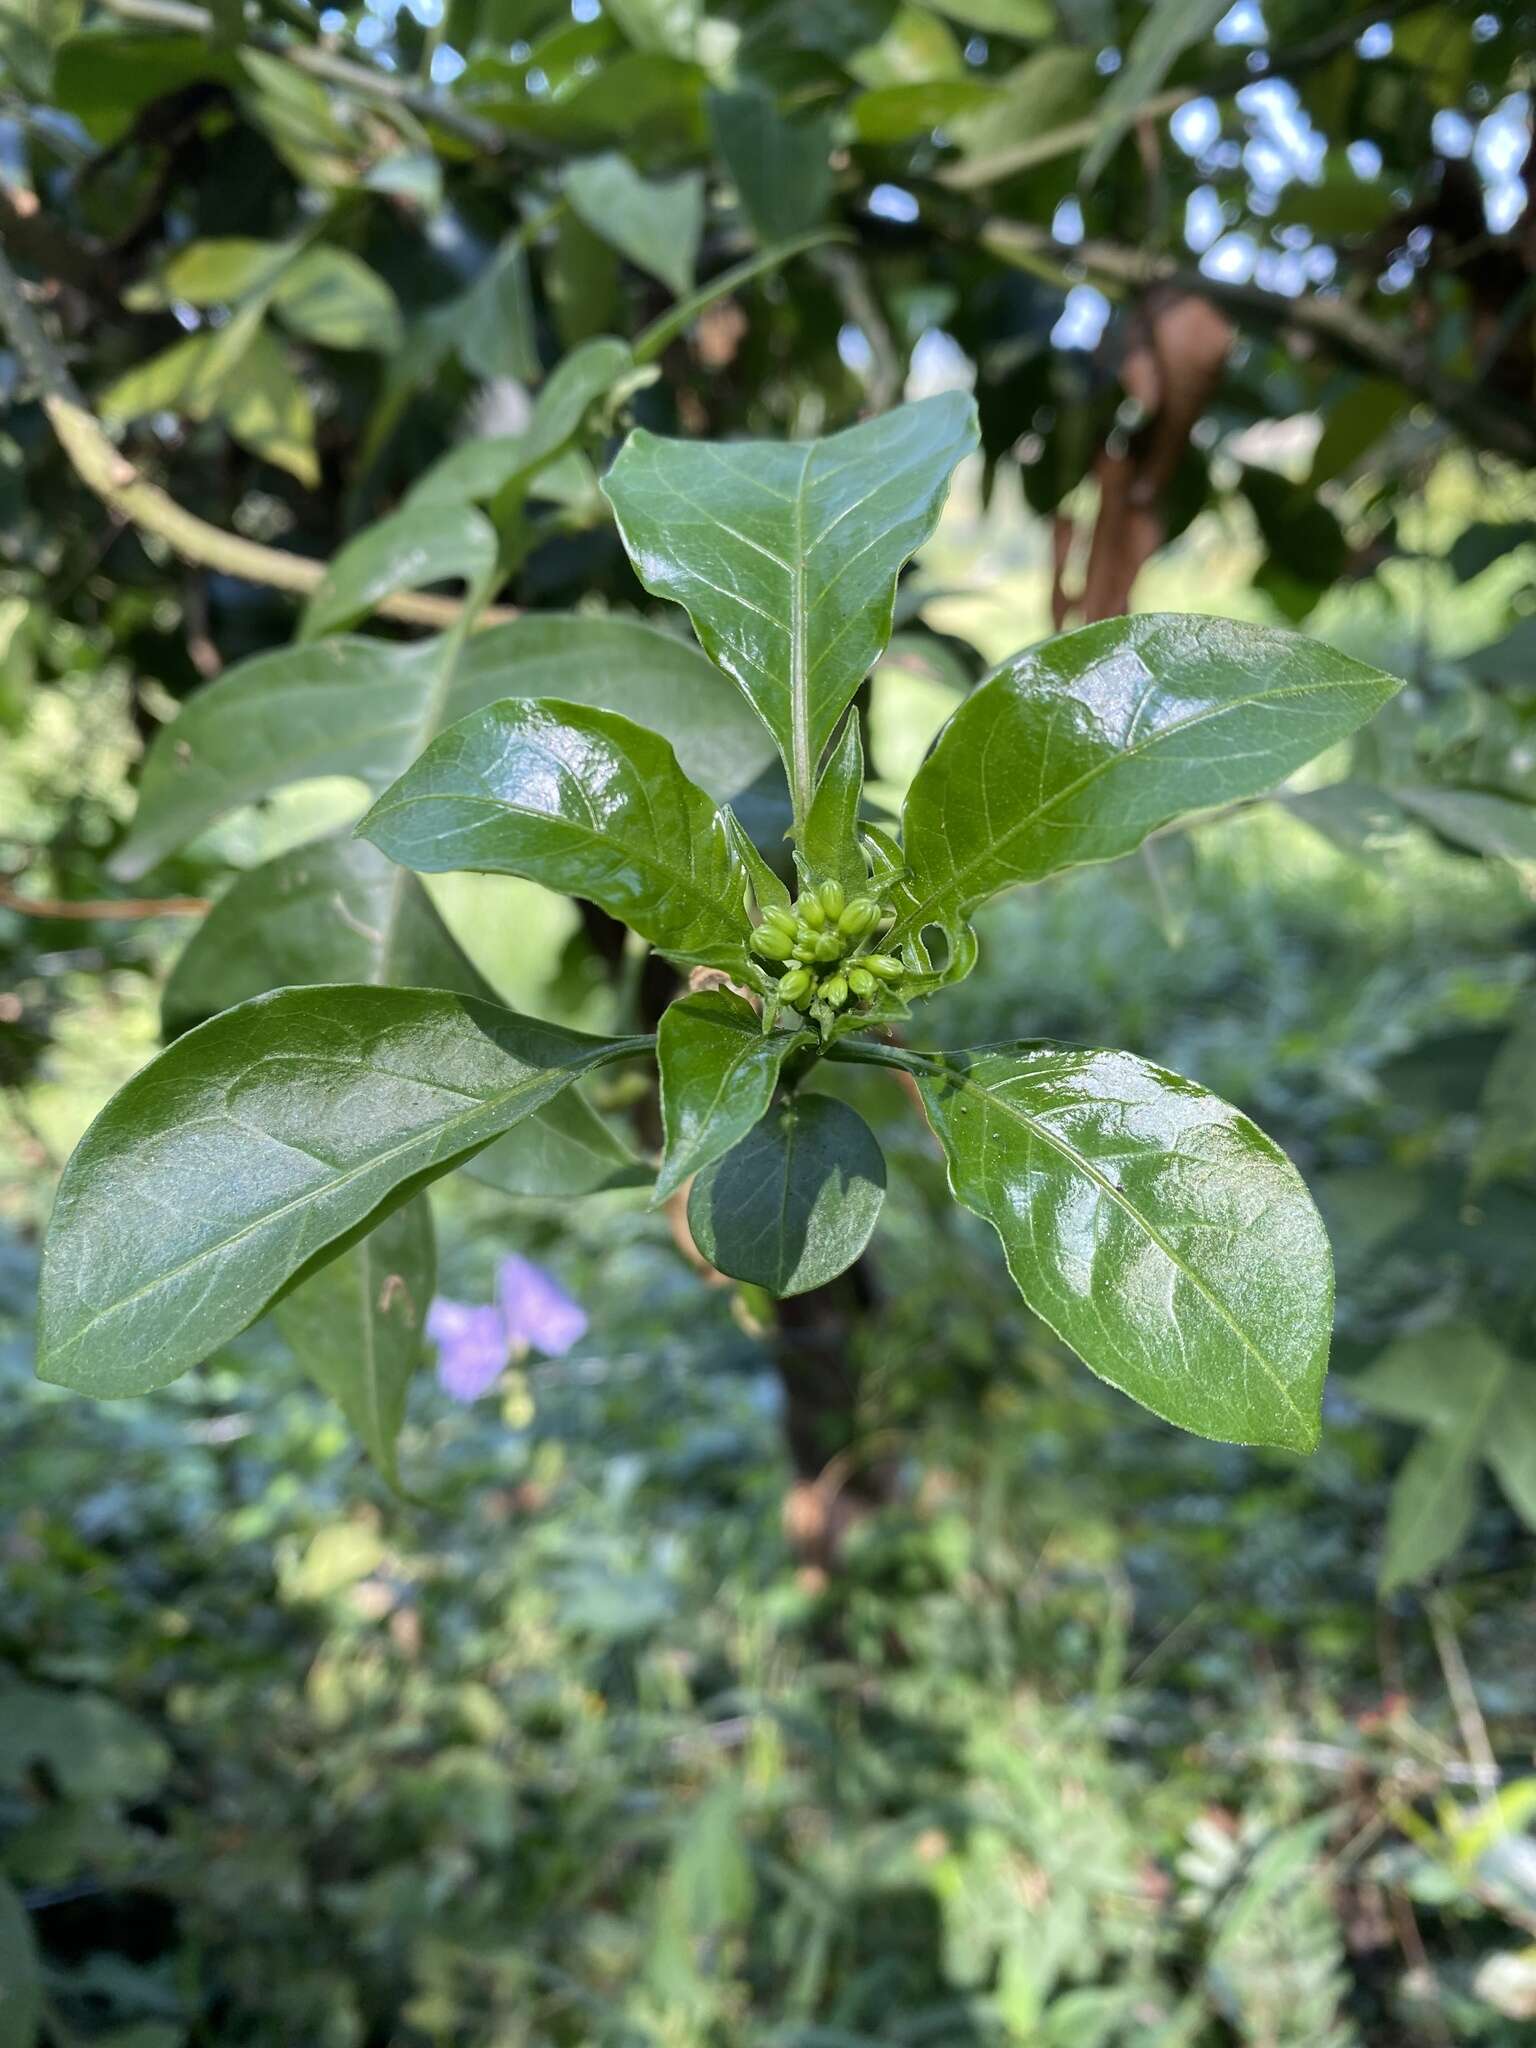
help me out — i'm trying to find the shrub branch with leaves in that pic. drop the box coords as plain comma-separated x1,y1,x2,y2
36,394,1399,1463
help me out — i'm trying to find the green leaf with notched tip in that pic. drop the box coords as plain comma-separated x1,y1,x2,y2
655,991,811,1202
359,699,751,972
892,614,1399,971
273,1192,434,1483
36,985,646,1399
602,393,977,824
909,1042,1334,1452
300,504,498,640
687,1091,885,1295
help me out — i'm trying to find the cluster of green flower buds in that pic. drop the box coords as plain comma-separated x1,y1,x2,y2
749,878,904,1026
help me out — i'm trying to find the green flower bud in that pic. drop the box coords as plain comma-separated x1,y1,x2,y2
790,943,817,964
778,965,814,1005
818,879,845,922
863,953,904,982
762,904,799,939
837,896,879,937
812,930,844,962
846,966,876,999
821,973,849,1008
750,924,793,960
798,894,827,931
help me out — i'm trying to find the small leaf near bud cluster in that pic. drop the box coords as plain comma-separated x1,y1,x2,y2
752,878,902,1034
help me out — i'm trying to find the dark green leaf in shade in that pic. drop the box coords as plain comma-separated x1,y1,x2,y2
907,1042,1333,1452
602,394,977,824
1392,786,1536,866
273,1192,435,1483
799,713,868,896
687,1090,885,1295
300,505,499,640
111,635,443,879
465,1089,646,1198
893,614,1399,970
655,991,812,1202
359,699,750,972
36,986,647,1398
0,1875,41,2048
1379,1430,1483,1595
707,88,831,244
565,151,704,296
1352,1322,1512,1433
1487,1376,1536,1530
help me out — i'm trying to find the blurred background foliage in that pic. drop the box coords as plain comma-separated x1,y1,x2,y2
3,0,1536,2039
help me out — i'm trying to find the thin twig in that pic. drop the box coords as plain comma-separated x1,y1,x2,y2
1427,1593,1501,1807
0,241,516,628
980,220,1536,467
0,883,210,919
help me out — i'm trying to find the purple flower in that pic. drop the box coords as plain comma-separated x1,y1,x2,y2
427,1255,587,1404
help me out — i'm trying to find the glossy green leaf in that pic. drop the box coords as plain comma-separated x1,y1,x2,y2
1379,1430,1483,1594
602,393,977,823
300,505,499,640
36,985,646,1398
449,613,778,805
405,335,632,509
799,713,867,896
273,1192,434,1482
893,615,1399,966
360,698,751,971
271,245,403,352
708,88,831,243
655,991,811,1202
1083,0,1229,184
115,610,776,880
565,151,703,295
0,1875,41,2048
111,635,442,879
907,1042,1333,1452
687,1091,885,1295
